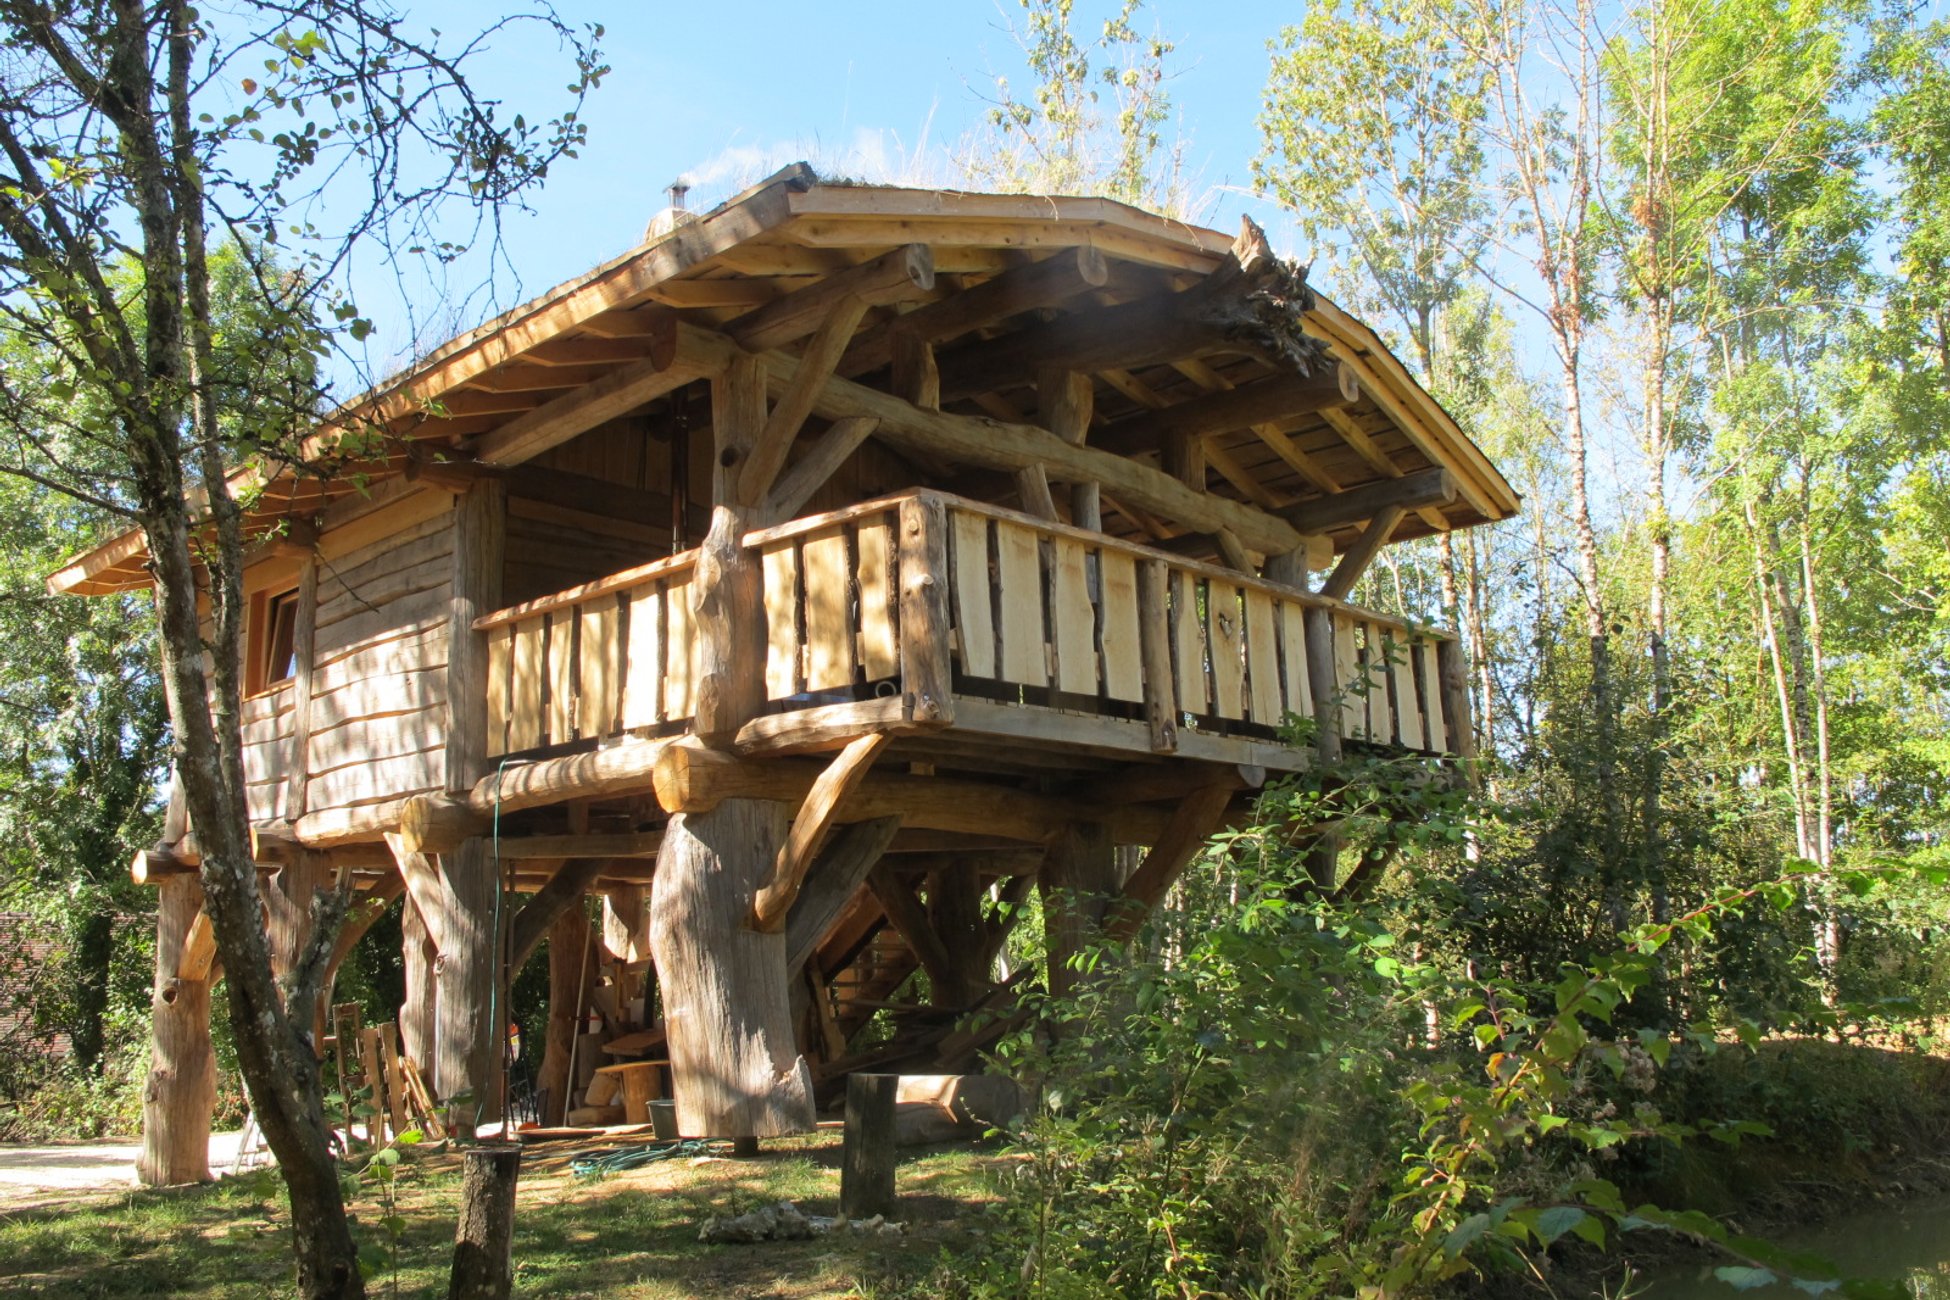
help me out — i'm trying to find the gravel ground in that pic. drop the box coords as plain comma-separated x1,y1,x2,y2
0,1131,254,1209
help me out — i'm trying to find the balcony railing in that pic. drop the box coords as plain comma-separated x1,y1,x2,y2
476,490,1463,764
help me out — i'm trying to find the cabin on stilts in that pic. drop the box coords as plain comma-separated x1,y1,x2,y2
50,166,1518,1183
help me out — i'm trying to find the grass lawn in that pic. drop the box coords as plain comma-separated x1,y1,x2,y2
0,1133,1005,1298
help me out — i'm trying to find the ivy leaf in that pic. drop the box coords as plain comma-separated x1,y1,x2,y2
1532,1206,1585,1245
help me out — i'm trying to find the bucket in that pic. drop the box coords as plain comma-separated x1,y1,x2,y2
648,1099,678,1141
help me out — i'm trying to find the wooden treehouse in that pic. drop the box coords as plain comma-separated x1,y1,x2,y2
52,166,1517,1167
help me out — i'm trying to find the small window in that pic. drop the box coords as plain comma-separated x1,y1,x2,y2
251,587,301,694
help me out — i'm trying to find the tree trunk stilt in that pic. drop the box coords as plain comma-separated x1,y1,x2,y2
139,876,217,1186
1038,821,1117,1002
537,903,594,1127
400,894,438,1070
435,837,501,1134
650,801,816,1140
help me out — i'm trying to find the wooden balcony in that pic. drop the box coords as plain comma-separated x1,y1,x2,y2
477,490,1467,778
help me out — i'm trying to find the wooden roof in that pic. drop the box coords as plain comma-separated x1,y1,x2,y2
50,163,1518,596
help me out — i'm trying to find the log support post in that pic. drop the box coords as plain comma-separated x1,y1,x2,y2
648,351,815,1140
1038,821,1117,1003
433,477,508,1133
400,889,439,1069
138,876,218,1186
537,902,595,1127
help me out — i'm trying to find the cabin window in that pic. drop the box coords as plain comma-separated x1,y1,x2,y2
251,586,301,694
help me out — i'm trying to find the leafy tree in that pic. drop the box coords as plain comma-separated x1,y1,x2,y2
0,4,602,1295
963,0,1183,211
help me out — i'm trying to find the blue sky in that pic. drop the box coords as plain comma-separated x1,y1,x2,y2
348,1,1308,370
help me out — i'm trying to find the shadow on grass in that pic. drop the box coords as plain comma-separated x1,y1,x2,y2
0,1136,1003,1299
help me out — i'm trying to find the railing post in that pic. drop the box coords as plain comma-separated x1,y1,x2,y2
1303,605,1342,763
1136,559,1177,753
898,495,955,727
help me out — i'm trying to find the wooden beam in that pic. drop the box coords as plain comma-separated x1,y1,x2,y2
839,246,1110,377
738,294,871,507
1106,783,1235,940
752,734,890,932
785,816,902,976
728,243,934,353
469,314,710,466
1040,368,1099,530
495,831,662,860
1014,464,1059,521
934,222,1316,401
759,416,879,525
1319,505,1406,601
509,857,606,972
1285,467,1455,535
866,863,957,993
326,874,407,981
1094,368,1358,456
177,908,218,983
710,329,1309,556
446,480,505,793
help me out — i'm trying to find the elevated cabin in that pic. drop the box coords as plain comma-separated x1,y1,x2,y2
55,166,1517,1168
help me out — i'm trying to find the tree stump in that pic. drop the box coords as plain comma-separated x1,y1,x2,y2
447,1142,521,1300
840,1073,898,1220
649,801,815,1139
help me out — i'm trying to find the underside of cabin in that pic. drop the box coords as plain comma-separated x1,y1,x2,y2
53,166,1517,1174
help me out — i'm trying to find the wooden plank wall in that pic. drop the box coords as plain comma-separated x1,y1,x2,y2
241,685,294,823
300,493,457,814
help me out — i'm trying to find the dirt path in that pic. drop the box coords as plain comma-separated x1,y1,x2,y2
0,1132,252,1210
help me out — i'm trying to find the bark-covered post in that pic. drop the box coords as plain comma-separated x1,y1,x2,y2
447,1142,521,1300
649,353,815,1139
138,876,217,1185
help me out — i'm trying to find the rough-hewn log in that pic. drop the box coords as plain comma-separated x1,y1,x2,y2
866,862,957,995
446,480,506,793
651,803,816,1138
738,295,871,507
693,356,769,745
928,861,989,1009
785,816,902,976
132,846,199,882
897,496,955,726
1040,821,1118,1002
448,1143,521,1300
509,858,606,972
1040,368,1099,529
840,245,1110,377
753,734,889,932
1285,467,1454,535
469,313,701,466
324,874,406,991
1095,367,1359,456
1319,505,1406,601
727,243,933,353
1107,784,1235,940
536,903,594,1127
398,738,678,853
654,741,1164,842
839,1073,899,1220
434,837,500,1131
935,219,1319,399
759,416,879,525
400,892,439,1069
138,876,217,1186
